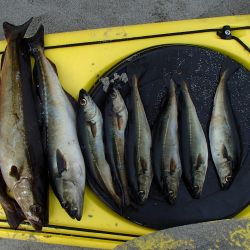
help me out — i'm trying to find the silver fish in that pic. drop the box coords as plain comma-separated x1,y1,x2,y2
27,25,86,220
209,64,241,188
153,79,182,204
127,75,153,204
104,87,130,206
77,89,121,206
0,19,44,230
179,78,208,198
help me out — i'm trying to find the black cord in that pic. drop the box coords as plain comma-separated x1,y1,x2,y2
0,25,249,54
42,25,250,53
232,35,250,52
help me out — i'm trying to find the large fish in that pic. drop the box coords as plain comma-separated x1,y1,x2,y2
209,62,241,188
27,25,85,220
153,79,182,204
178,76,208,198
0,19,46,230
77,89,121,207
127,75,153,204
104,86,130,206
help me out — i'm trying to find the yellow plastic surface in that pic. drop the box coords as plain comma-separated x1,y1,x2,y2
0,14,249,249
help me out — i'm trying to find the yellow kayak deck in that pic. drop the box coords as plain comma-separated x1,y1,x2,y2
0,14,249,249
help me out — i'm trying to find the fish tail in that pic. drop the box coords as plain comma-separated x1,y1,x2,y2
220,58,240,82
131,74,139,88
3,18,33,40
172,73,188,93
26,25,44,53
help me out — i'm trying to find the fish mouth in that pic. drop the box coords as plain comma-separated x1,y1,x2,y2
62,201,82,221
192,185,201,199
138,190,146,204
27,217,42,231
168,190,177,205
221,175,233,189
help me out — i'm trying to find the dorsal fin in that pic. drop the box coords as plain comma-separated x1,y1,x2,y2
56,149,67,177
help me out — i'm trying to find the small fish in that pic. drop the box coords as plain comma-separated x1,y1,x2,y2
77,89,121,206
209,61,241,188
153,79,182,204
27,25,85,220
104,86,130,206
178,76,208,198
0,19,45,230
127,75,153,204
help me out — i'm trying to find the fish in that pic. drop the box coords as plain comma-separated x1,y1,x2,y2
27,25,85,220
127,75,153,204
0,170,25,229
153,79,182,204
177,76,208,198
104,86,130,206
209,61,241,188
0,19,45,230
77,89,121,207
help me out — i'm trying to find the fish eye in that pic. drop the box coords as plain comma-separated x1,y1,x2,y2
168,190,174,196
193,185,199,192
80,98,87,106
110,90,117,99
225,175,232,183
138,190,145,198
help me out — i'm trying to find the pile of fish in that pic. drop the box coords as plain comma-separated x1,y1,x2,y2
0,17,242,230
0,18,85,230
77,60,241,207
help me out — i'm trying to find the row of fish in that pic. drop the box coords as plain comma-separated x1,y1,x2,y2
0,19,86,230
79,62,241,207
0,18,241,229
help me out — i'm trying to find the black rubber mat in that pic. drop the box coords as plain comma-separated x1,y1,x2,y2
88,45,250,229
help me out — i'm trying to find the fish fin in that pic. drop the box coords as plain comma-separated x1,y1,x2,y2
170,158,177,174
26,24,44,52
89,122,97,137
127,63,145,86
64,90,78,113
3,18,33,40
2,200,25,229
1,49,6,69
220,58,240,81
9,166,20,180
140,158,148,173
47,58,58,75
56,149,67,177
194,154,204,170
221,144,233,162
117,115,124,130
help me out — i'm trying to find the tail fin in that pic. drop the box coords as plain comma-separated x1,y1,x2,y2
130,74,139,88
26,25,44,53
3,18,33,40
220,58,240,82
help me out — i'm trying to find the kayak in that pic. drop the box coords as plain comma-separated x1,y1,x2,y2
0,14,249,249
